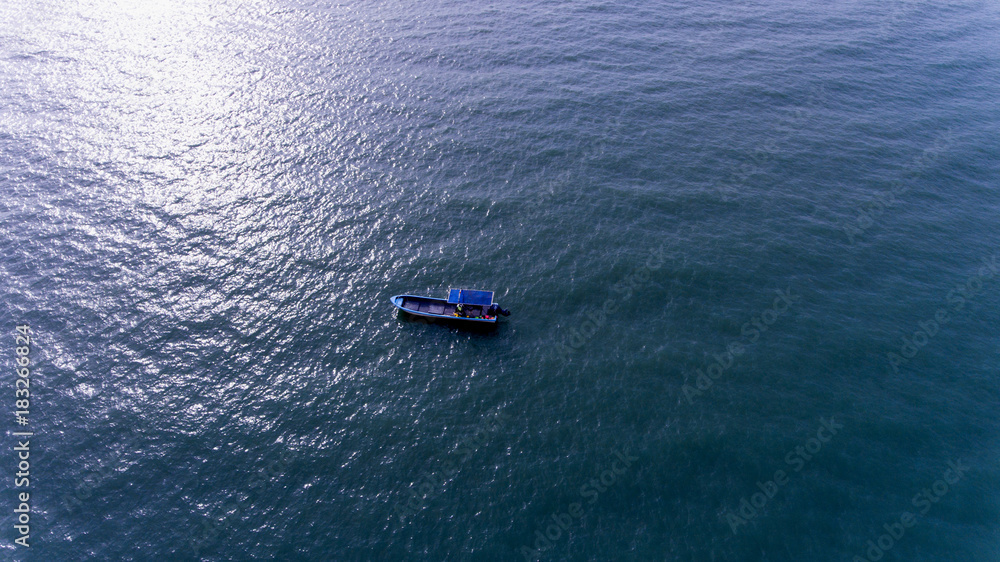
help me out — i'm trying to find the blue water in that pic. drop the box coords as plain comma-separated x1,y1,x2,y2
2,0,999,560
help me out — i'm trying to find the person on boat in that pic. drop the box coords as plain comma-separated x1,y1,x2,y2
455,303,464,317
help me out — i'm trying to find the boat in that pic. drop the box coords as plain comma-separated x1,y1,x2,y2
390,288,510,325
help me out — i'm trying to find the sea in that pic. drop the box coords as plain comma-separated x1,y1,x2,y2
1,0,998,560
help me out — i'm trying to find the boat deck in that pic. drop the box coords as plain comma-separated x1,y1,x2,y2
401,297,487,318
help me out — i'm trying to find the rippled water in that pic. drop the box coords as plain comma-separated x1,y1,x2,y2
2,0,999,560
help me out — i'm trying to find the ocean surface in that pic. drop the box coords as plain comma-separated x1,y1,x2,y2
1,0,999,560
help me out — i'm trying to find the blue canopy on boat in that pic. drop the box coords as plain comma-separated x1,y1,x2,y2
447,288,494,306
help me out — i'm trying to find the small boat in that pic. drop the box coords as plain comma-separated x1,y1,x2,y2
390,288,510,325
